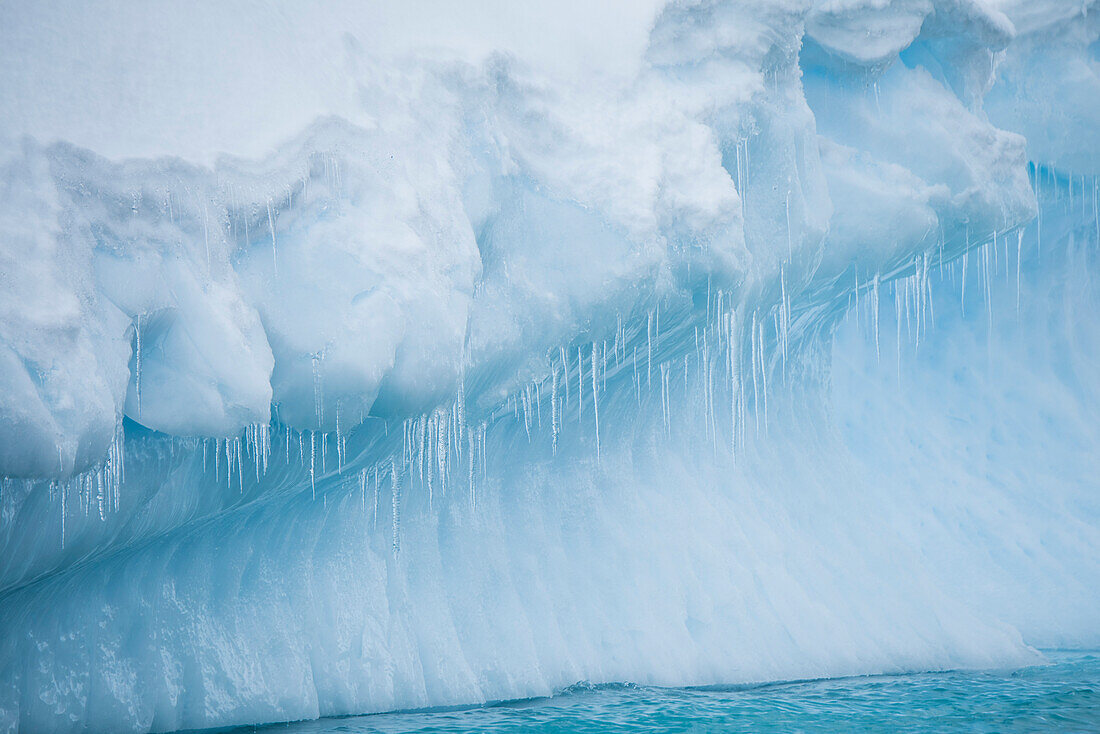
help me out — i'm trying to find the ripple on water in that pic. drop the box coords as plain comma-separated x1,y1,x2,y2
201,651,1100,734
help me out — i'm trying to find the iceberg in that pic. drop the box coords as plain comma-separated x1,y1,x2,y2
0,1,1097,731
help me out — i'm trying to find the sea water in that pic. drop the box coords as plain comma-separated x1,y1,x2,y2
203,651,1100,733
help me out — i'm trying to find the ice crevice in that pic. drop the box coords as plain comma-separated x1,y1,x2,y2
1,1,1099,732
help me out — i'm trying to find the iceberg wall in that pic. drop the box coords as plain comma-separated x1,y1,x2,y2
0,1,1098,731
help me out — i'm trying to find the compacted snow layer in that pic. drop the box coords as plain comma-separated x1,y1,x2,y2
0,1,1098,731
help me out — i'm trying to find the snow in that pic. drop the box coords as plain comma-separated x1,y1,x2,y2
0,1,1098,732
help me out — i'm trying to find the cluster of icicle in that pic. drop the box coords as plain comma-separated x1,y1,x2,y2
13,166,1098,559
0,422,124,550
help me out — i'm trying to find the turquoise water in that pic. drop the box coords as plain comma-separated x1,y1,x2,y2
216,651,1100,733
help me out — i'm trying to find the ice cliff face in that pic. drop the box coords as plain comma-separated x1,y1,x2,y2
0,1,1098,732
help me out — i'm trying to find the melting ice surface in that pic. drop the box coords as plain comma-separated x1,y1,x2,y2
0,1,1099,732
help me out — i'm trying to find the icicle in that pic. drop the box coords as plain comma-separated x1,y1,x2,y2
551,363,559,456
992,229,999,273
654,304,660,357
535,380,542,429
481,423,489,483
729,310,740,459
391,461,400,556
647,311,653,388
427,415,435,504
615,313,623,363
406,418,416,466
1093,177,1099,247
592,341,600,463
632,346,639,403
311,354,324,426
474,425,486,508
926,268,936,331
702,328,711,444
262,424,270,475
871,273,881,361
360,468,368,513
59,481,65,550
780,264,789,370
602,339,608,393
309,431,316,500
659,361,668,435
910,257,919,352
903,275,912,343
772,311,780,362
578,347,584,419
522,385,532,443
438,410,447,500
417,415,426,487
560,346,570,409
335,407,343,473
759,320,768,435
97,469,105,521
457,378,466,451
134,315,143,417
225,438,233,491
249,426,259,482
984,239,994,333
895,282,903,383
267,200,278,276
468,431,476,505
961,249,969,315
1016,228,1024,314
750,310,760,431
373,465,380,528
1035,166,1043,256
938,227,945,277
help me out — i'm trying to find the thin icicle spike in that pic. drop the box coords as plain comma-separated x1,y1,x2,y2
267,200,278,276
1016,229,1024,314
647,311,653,388
390,461,400,556
578,347,584,419
551,362,559,455
592,341,600,463
872,274,881,361
134,315,142,417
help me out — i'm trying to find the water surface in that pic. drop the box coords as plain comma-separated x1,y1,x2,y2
214,650,1100,733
